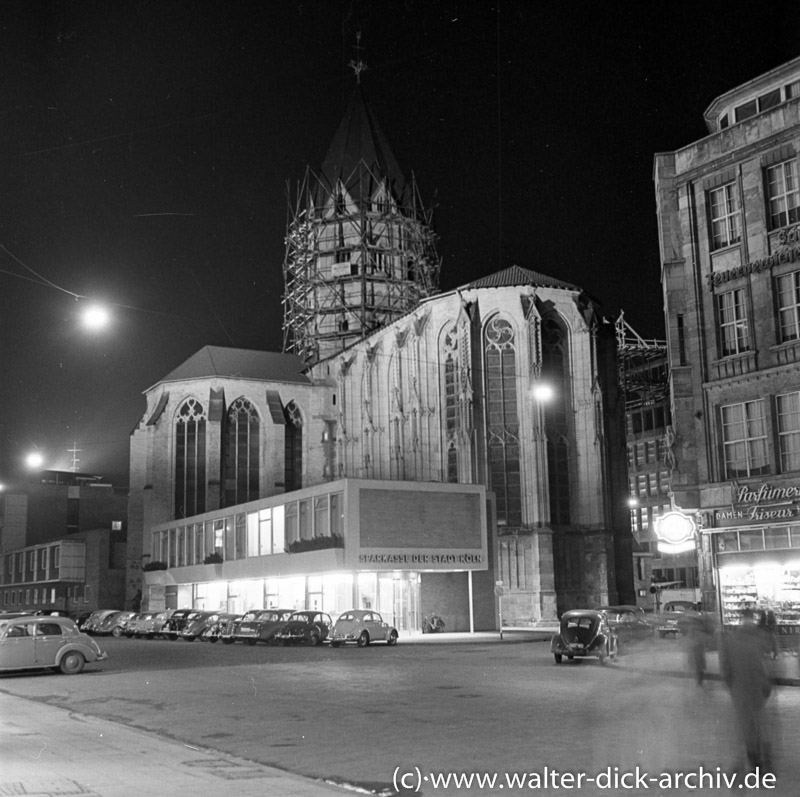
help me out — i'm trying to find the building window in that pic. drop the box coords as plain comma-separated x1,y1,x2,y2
442,325,460,483
776,270,800,342
224,398,260,508
708,184,741,249
175,398,207,519
284,401,303,492
766,159,800,230
484,316,522,526
721,399,769,478
777,391,800,472
717,289,750,356
541,316,571,525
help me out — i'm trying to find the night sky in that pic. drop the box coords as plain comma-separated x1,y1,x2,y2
1,1,798,487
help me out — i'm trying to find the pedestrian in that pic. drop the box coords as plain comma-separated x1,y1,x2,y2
720,609,775,773
685,614,708,685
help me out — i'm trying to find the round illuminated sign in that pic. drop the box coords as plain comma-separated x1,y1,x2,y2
655,511,696,546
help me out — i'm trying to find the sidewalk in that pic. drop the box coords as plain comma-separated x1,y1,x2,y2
0,693,354,797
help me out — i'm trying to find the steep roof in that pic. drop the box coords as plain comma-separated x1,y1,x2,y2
319,87,406,202
156,346,310,387
460,265,582,292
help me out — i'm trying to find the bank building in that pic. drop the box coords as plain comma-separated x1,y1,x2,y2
127,86,634,632
655,55,800,634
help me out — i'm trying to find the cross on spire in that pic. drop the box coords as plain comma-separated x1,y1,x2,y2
348,31,368,84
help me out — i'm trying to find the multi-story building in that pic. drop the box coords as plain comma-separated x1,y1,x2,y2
127,87,634,630
0,470,128,612
655,56,800,628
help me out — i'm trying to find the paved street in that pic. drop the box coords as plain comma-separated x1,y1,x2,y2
1,633,799,796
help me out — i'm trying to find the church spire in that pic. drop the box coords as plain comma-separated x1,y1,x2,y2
282,74,440,364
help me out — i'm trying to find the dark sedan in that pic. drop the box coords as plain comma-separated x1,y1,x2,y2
222,609,295,645
595,605,655,648
274,611,332,646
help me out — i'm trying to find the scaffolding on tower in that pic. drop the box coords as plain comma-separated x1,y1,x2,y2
282,160,441,364
615,312,669,408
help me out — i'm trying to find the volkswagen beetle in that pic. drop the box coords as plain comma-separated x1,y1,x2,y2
330,610,399,647
551,609,618,665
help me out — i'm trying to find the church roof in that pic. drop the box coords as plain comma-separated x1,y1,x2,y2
461,265,582,292
319,87,406,202
157,346,310,386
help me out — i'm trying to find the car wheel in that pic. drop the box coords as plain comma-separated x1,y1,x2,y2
168,633,178,641
598,645,607,666
112,627,123,638
357,631,370,647
222,638,234,645
247,639,257,646
307,629,321,646
59,651,86,675
554,653,562,664
331,641,341,648
567,655,574,660
184,636,196,642
387,630,398,646
145,633,154,640
208,636,218,643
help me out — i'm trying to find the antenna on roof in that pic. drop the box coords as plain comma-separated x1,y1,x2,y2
348,31,368,84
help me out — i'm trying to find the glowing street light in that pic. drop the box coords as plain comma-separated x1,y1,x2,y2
25,451,45,469
81,303,111,331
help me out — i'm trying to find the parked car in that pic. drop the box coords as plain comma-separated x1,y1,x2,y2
176,611,224,642
0,615,107,675
222,609,295,645
69,610,94,628
201,613,238,643
551,609,618,665
96,610,137,637
129,610,173,639
330,610,399,647
594,605,655,648
163,609,200,640
82,609,122,635
655,601,704,638
274,611,333,646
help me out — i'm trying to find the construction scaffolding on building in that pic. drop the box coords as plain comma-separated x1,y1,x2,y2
282,161,440,364
615,312,669,407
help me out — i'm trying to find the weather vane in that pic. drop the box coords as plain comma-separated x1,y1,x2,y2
348,31,368,84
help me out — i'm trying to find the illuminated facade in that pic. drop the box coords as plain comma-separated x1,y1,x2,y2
127,88,634,629
655,56,800,627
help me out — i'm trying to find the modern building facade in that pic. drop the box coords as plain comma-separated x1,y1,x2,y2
127,87,634,630
655,56,800,630
0,470,128,612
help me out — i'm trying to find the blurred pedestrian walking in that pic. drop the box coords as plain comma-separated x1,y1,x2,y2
720,609,775,773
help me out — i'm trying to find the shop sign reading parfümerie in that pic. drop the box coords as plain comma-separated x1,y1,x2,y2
714,482,800,525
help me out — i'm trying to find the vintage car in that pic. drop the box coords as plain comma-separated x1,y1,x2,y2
163,609,201,640
200,613,238,643
330,610,399,647
551,609,618,665
222,609,295,645
129,610,174,639
96,610,137,637
594,605,655,648
0,615,107,675
274,611,333,646
82,609,122,635
655,601,704,638
175,611,223,642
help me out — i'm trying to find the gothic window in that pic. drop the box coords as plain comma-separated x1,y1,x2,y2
175,398,206,519
284,401,303,492
484,316,521,526
443,326,459,482
223,398,260,508
541,317,571,525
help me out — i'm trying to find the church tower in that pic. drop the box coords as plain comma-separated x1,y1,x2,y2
282,86,440,364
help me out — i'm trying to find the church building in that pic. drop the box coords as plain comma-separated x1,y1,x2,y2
126,87,633,631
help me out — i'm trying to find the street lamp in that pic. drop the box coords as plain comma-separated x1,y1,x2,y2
25,451,44,470
81,303,111,331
